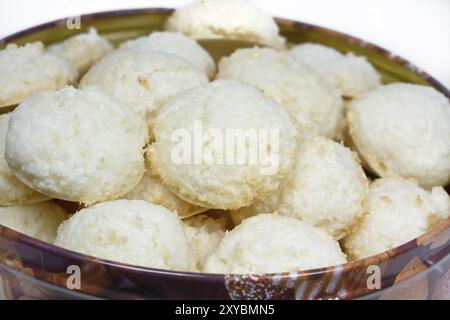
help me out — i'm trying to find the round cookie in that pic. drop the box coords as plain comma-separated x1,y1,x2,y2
277,137,369,240
289,43,381,98
347,83,450,188
0,113,49,205
0,202,68,243
120,31,216,78
55,200,196,271
0,42,77,107
217,47,344,139
47,28,112,75
165,0,285,49
5,86,147,204
343,177,450,260
149,80,298,210
122,160,207,218
183,215,226,269
80,50,208,124
231,137,369,239
203,214,347,274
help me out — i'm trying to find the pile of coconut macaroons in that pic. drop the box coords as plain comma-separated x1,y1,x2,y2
0,0,449,275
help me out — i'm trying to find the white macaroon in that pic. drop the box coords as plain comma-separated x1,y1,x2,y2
149,80,298,210
231,137,369,239
80,50,208,125
47,28,112,76
183,215,226,269
0,42,77,107
54,200,196,271
217,47,344,139
165,0,285,49
343,177,450,260
0,202,68,243
5,86,147,204
277,137,369,240
289,43,381,98
203,214,347,274
122,160,207,218
348,83,450,188
119,31,216,78
0,113,50,205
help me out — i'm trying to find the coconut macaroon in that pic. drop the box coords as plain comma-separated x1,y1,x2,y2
0,42,77,107
183,215,226,268
55,200,196,271
165,0,285,49
122,160,207,218
119,31,216,79
277,137,369,240
289,43,381,98
80,50,208,125
204,214,347,274
217,47,344,139
47,28,112,76
348,83,450,188
5,86,147,204
149,80,298,210
0,202,68,243
231,137,369,239
343,177,450,260
0,113,49,205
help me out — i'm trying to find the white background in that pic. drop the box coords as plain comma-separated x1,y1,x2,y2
1,0,449,88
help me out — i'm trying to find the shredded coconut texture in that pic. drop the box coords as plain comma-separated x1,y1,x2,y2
277,137,369,240
183,214,226,269
289,43,381,98
0,202,68,243
149,80,298,210
343,177,450,260
120,31,216,78
230,188,282,226
231,137,369,240
47,28,112,76
218,47,344,139
55,200,196,271
348,83,450,188
0,113,50,205
204,214,347,274
5,86,147,204
122,160,207,218
0,42,77,107
165,0,286,49
80,50,208,126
